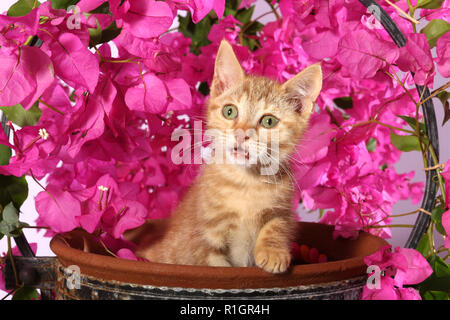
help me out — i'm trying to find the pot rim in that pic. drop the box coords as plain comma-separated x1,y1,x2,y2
50,222,388,289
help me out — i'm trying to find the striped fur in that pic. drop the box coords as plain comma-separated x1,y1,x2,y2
133,41,322,273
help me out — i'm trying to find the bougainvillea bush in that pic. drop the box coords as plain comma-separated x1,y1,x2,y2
0,0,449,299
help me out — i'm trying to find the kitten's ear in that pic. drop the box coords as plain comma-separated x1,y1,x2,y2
282,63,322,113
210,40,245,98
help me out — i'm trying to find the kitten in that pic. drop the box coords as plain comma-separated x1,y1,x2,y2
131,40,322,273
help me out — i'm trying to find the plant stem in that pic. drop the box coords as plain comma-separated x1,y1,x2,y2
7,236,20,287
419,81,450,106
372,119,416,134
21,226,50,230
427,223,436,254
386,0,419,24
428,143,447,203
38,99,65,116
406,0,418,32
372,209,420,226
368,224,415,229
265,0,280,20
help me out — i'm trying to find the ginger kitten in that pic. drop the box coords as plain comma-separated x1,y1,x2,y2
131,40,322,273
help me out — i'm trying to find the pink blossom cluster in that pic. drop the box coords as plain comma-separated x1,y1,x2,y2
362,244,433,300
0,0,448,269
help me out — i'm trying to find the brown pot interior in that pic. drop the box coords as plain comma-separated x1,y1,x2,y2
50,222,388,289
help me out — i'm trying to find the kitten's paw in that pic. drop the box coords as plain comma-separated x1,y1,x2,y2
254,247,291,274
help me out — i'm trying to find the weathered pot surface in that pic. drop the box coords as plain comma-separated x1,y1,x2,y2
50,222,388,300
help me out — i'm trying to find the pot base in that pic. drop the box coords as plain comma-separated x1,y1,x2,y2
50,222,388,300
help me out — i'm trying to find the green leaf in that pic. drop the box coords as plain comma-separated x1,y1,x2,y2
431,255,450,278
421,19,450,48
97,22,122,46
7,0,39,17
0,175,29,210
417,0,445,9
88,15,103,47
396,115,426,133
0,220,15,237
366,138,377,152
390,131,421,152
235,5,255,24
88,1,110,14
0,144,12,166
333,97,353,110
50,0,79,10
423,290,449,300
416,233,431,257
0,103,42,127
178,12,213,55
198,82,210,96
12,286,39,300
436,91,450,126
2,202,19,224
419,254,450,294
431,204,447,235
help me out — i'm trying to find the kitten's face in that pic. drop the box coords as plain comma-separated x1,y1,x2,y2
206,41,322,175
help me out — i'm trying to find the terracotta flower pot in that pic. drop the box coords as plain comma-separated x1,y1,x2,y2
49,222,387,300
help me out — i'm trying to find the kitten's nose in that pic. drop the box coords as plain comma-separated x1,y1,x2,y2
234,135,250,145
233,131,250,145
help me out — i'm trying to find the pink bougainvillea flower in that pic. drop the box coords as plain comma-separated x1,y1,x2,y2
76,0,108,12
116,248,139,261
121,0,173,39
109,199,147,239
0,0,440,260
47,32,99,93
174,0,225,23
238,0,258,9
165,78,192,112
302,30,340,60
294,113,336,164
397,33,435,86
279,0,314,20
19,46,55,109
419,0,450,21
0,7,40,47
0,48,36,107
0,46,54,109
443,210,450,249
395,247,434,286
35,185,82,233
362,276,399,300
125,73,168,113
337,28,399,79
435,31,450,78
362,245,432,300
66,100,105,158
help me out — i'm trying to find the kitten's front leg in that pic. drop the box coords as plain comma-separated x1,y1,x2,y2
253,217,293,274
206,251,232,267
201,215,236,267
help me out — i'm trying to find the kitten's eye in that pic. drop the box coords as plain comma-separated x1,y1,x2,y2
222,105,238,119
260,115,279,128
